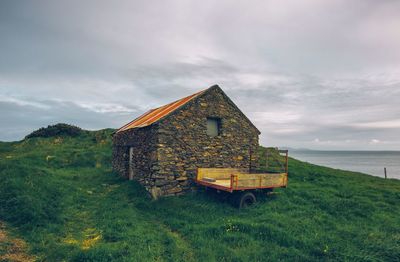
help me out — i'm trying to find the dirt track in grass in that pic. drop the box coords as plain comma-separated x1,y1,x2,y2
0,221,35,262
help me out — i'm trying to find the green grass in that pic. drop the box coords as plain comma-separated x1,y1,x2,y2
0,131,399,261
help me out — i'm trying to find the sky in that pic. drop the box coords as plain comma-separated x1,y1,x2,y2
1,0,400,150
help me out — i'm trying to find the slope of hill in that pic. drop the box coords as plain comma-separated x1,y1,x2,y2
0,129,399,261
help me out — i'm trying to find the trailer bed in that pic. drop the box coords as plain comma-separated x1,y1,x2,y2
196,168,288,192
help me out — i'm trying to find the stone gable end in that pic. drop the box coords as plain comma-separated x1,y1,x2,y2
112,85,260,198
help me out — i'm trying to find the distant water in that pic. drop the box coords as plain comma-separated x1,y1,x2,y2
290,150,400,180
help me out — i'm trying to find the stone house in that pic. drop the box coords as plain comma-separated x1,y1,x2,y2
112,85,261,198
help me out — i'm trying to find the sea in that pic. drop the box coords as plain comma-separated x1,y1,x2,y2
289,150,400,180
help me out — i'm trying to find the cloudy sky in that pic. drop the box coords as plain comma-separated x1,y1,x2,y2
1,0,399,150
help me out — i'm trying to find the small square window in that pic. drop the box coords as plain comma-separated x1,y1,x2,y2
207,117,221,137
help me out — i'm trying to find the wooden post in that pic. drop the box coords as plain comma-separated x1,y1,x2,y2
285,151,289,174
235,175,239,189
384,167,387,179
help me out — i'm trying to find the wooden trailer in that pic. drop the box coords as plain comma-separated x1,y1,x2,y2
195,150,288,208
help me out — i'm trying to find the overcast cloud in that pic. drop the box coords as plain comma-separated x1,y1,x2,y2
1,0,400,149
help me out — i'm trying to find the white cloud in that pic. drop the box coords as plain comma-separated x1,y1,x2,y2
0,95,50,109
76,102,138,114
353,120,400,129
370,139,380,144
0,0,399,149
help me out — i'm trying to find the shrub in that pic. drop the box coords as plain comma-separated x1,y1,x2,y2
25,123,84,139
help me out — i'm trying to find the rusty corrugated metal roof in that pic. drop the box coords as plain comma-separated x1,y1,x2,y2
116,88,207,133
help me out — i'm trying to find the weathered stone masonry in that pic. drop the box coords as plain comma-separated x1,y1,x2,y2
112,85,260,198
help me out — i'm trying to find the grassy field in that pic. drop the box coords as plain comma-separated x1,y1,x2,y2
1,129,400,261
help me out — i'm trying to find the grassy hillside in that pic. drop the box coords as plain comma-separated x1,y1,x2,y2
1,130,399,261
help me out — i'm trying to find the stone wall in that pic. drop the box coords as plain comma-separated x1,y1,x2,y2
112,125,159,192
112,85,260,198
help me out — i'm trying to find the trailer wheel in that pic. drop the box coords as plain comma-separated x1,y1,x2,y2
237,192,256,208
